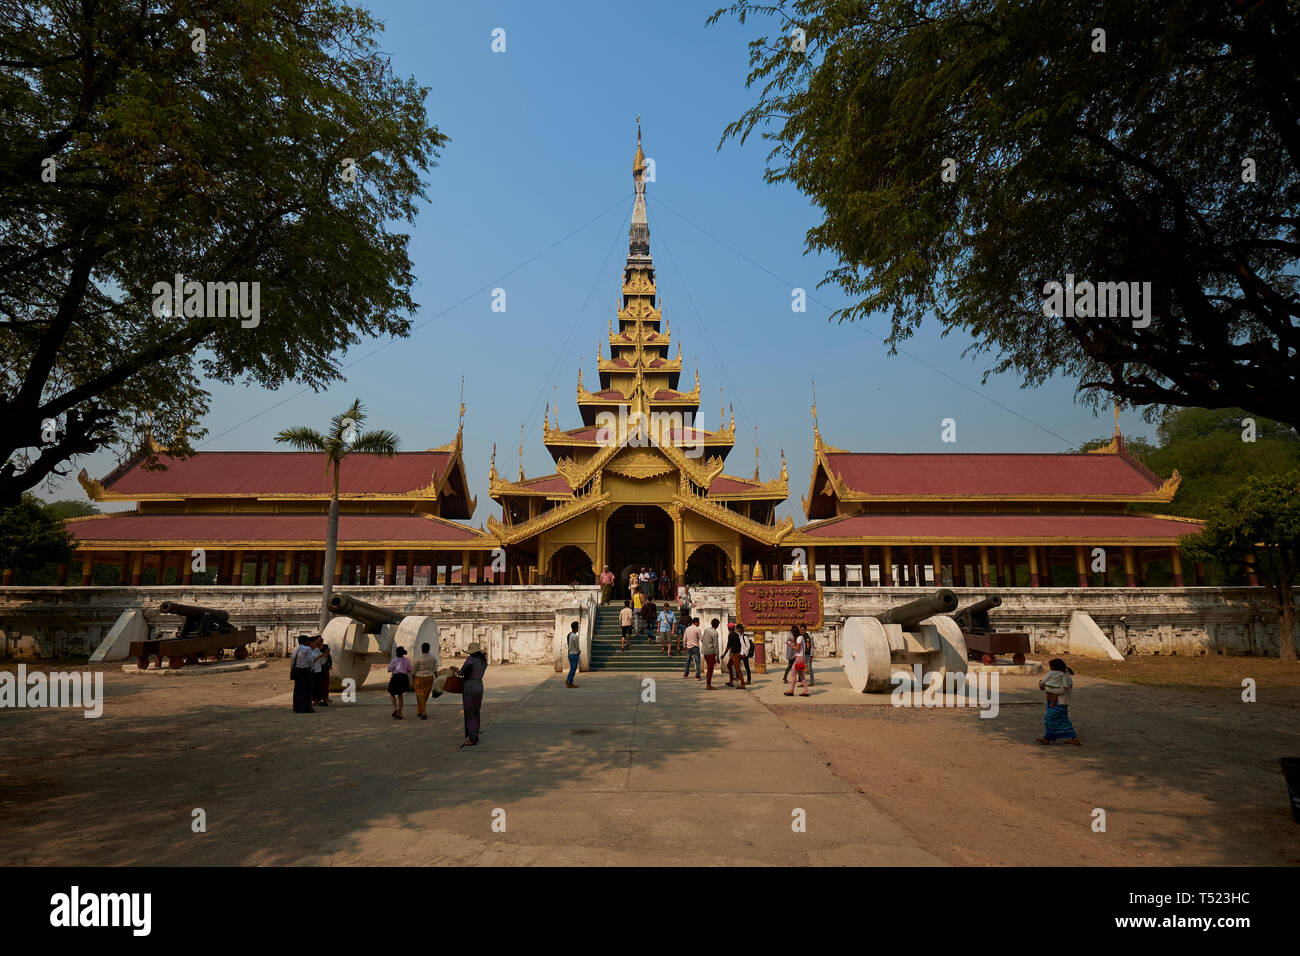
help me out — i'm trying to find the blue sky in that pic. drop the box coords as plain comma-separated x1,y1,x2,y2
59,0,1148,521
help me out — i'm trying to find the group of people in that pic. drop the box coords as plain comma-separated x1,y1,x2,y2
384,641,489,746
290,634,491,749
289,634,333,712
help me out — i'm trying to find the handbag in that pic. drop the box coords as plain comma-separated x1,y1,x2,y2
794,652,806,672
441,669,465,694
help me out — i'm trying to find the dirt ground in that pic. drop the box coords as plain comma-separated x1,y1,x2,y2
1,653,1297,866
768,655,1300,866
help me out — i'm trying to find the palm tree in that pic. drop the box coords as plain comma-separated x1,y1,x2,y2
276,399,400,630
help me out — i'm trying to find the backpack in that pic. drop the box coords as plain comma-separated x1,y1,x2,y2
745,635,755,659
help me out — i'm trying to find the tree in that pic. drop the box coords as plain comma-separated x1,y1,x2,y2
1183,472,1300,660
0,493,74,579
276,399,398,630
0,0,445,507
711,0,1300,428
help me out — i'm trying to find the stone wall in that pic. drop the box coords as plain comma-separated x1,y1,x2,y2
0,585,600,665
687,585,1294,659
1,584,1292,663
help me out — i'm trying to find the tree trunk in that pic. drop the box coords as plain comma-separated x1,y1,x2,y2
320,467,341,632
1280,587,1297,662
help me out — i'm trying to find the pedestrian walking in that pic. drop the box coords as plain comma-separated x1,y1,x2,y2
387,646,412,719
599,565,615,604
736,623,753,684
565,620,581,687
619,599,634,650
784,628,810,697
412,640,441,719
632,588,647,637
642,597,657,642
311,634,332,707
700,618,719,689
1037,659,1081,745
724,622,747,689
681,616,702,679
456,642,489,747
801,624,815,686
290,634,316,713
657,604,677,656
782,625,799,683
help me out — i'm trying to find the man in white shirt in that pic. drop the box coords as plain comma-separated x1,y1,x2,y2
699,618,720,689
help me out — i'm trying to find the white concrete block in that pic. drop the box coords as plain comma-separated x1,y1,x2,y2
89,606,146,663
1068,610,1124,660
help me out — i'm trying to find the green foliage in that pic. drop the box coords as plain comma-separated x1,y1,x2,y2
712,0,1300,427
43,499,99,521
0,0,446,506
0,493,74,576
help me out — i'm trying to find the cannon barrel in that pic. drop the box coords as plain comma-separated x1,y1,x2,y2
874,589,959,628
158,601,230,622
329,593,403,633
955,595,1002,619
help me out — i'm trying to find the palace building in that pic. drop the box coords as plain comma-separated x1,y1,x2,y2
40,127,1205,590
65,424,499,587
485,124,791,586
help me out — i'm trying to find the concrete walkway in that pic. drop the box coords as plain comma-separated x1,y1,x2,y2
302,666,943,866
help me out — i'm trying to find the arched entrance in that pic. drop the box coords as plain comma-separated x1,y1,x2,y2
549,545,594,585
605,505,673,599
686,543,734,586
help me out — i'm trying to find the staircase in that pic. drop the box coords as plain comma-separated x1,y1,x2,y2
588,604,684,672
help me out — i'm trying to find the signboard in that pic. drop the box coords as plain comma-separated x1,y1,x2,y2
733,580,823,631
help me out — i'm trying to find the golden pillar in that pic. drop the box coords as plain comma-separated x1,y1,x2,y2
861,545,872,587
1075,546,1089,587
1123,547,1137,587
1170,548,1184,587
80,551,95,586
881,545,893,587
129,551,145,586
231,550,245,586
978,546,991,588
1244,551,1259,587
931,545,943,587
332,551,343,586
807,545,817,583
461,549,472,585
384,549,396,586
1027,548,1040,588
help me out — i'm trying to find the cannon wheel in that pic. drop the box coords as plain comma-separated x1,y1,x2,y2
210,648,224,661
168,655,185,669
328,650,372,692
981,652,996,665
234,644,249,660
136,655,151,670
840,617,893,693
1013,652,1026,665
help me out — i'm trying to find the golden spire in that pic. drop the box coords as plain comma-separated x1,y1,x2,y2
811,374,820,440
780,448,788,481
489,442,497,480
634,114,646,175
518,424,526,481
1113,399,1122,438
754,426,760,482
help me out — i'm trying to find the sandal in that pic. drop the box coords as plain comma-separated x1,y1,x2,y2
784,691,794,697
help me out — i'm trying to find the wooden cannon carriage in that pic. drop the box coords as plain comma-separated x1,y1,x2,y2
953,595,1030,665
130,602,257,670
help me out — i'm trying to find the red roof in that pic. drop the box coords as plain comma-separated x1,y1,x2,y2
100,451,452,498
67,512,486,545
708,475,763,494
514,475,571,494
823,452,1162,499
798,512,1200,542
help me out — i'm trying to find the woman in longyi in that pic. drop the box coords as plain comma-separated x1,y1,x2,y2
1037,658,1081,745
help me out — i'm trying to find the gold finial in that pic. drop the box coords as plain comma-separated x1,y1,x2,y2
754,426,760,482
518,424,525,481
780,448,788,480
811,374,820,439
1113,399,1121,438
729,403,734,431
489,442,497,479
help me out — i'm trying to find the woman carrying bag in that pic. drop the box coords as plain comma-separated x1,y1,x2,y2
449,642,489,748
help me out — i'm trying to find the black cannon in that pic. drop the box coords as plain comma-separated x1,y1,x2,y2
329,593,403,634
954,595,1002,634
874,589,959,628
950,594,1029,665
131,602,257,671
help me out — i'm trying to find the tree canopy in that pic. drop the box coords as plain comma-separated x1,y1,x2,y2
0,0,445,507
711,0,1300,428
0,493,75,576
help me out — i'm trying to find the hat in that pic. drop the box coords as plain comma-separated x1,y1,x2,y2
467,642,483,655
727,622,736,629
